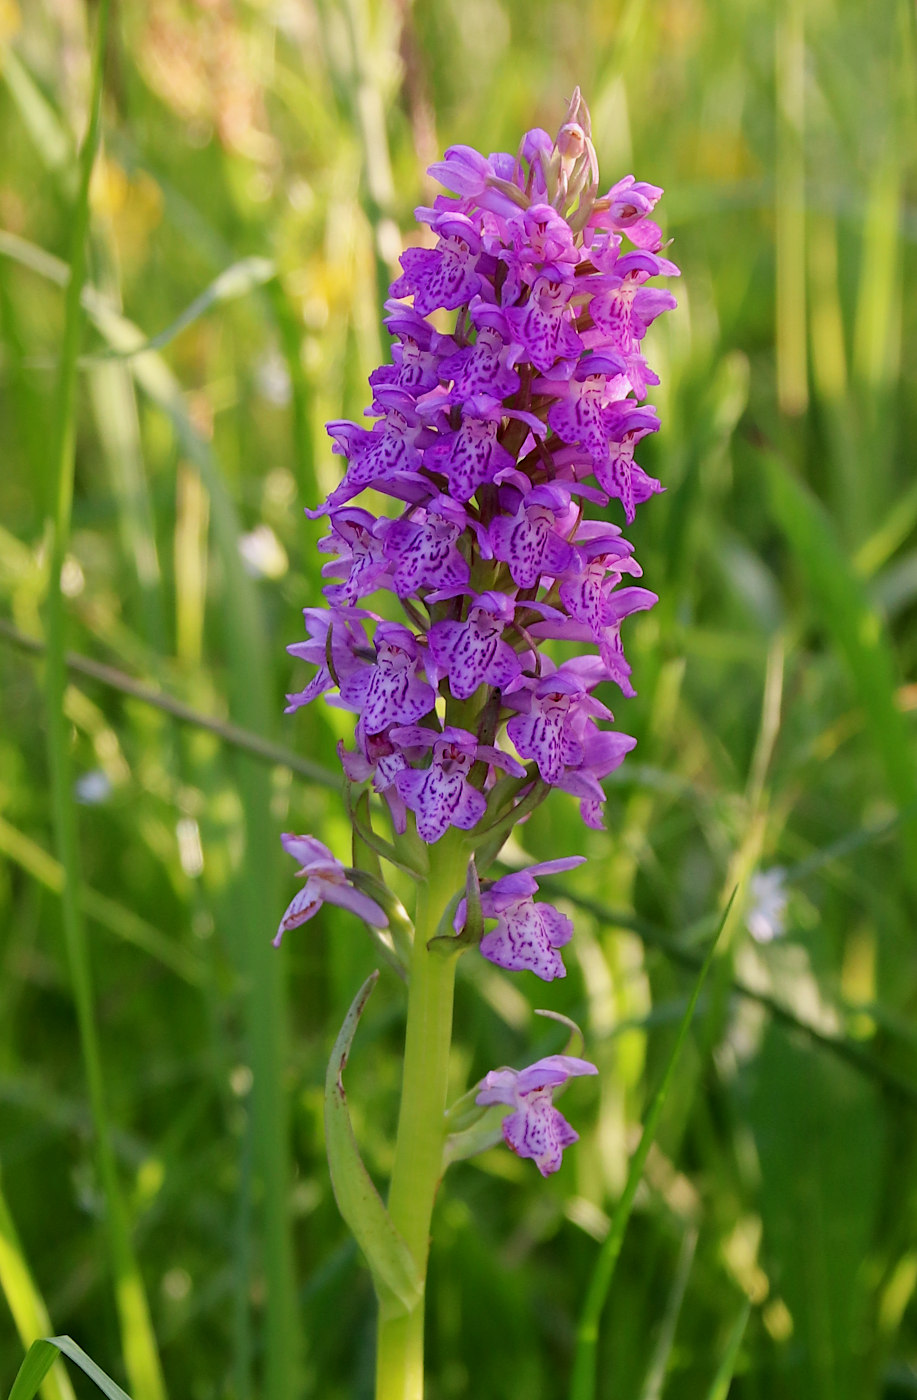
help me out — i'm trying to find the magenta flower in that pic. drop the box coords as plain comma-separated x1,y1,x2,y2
505,273,583,372
456,856,586,980
391,726,523,844
274,834,388,946
476,1055,599,1176
390,211,484,315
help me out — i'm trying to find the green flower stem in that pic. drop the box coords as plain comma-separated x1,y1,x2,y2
375,829,468,1400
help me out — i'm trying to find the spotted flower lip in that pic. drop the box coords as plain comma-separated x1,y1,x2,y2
455,857,586,981
274,834,388,946
476,1055,599,1176
390,726,522,844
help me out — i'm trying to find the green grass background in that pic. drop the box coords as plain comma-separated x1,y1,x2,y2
1,0,916,1396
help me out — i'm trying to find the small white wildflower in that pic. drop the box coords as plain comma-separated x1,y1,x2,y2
746,867,788,944
74,769,112,805
238,523,288,579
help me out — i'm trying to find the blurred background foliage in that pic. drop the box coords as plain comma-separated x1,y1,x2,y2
1,0,916,1397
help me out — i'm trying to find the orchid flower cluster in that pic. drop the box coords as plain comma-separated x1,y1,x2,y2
278,92,676,1339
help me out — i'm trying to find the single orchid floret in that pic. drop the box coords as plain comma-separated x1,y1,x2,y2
505,274,584,371
555,727,638,828
588,175,666,249
390,212,484,315
456,856,585,980
338,622,435,731
488,482,578,589
274,833,388,946
423,402,518,503
284,606,369,714
383,499,472,597
505,669,613,784
546,352,631,462
476,1054,598,1176
437,301,522,404
428,591,526,700
391,725,524,844
369,306,444,398
325,388,428,508
498,204,579,303
559,536,644,636
339,733,410,834
590,401,663,524
319,508,391,605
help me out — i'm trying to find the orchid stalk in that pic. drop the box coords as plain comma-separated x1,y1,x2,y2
277,89,678,1400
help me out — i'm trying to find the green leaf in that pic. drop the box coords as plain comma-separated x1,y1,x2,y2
324,973,423,1318
7,1338,132,1400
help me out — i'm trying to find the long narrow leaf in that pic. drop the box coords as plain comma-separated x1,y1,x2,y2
7,1338,132,1400
703,1301,751,1400
324,972,423,1318
0,1179,76,1400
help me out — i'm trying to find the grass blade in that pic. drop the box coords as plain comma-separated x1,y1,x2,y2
569,896,734,1400
0,1176,76,1400
703,1301,751,1400
637,1225,698,1400
7,1338,133,1400
38,4,165,1399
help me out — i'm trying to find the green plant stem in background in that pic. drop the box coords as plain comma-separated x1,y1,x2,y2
570,900,732,1400
375,830,468,1400
39,5,165,1400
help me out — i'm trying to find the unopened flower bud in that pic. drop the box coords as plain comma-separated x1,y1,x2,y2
556,121,587,161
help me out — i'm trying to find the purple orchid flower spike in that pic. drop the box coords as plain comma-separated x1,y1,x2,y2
455,856,586,980
428,590,526,700
338,621,435,732
476,1055,598,1176
275,834,388,946
391,211,484,315
391,725,523,844
280,96,680,1280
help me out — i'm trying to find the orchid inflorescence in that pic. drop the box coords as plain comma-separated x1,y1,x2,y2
279,89,677,1184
